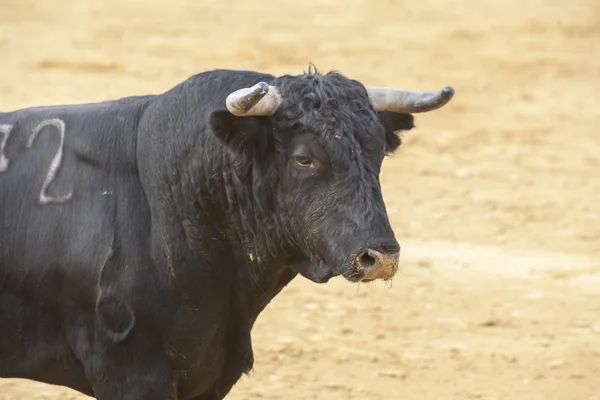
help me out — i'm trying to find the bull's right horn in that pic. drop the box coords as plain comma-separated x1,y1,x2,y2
225,82,283,117
366,85,455,114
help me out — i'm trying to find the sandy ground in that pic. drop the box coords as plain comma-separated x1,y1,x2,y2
1,0,600,399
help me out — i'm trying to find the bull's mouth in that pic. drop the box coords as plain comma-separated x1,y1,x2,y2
341,269,367,283
291,250,399,284
291,259,339,284
341,269,378,283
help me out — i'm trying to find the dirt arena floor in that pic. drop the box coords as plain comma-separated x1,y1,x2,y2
1,0,599,399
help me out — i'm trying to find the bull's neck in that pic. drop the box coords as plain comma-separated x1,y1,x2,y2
216,152,286,268
179,139,297,317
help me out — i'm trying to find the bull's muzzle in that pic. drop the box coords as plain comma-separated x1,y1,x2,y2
356,249,400,281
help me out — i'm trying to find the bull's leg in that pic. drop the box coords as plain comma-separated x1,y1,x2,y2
90,351,177,400
189,330,254,400
188,383,235,400
92,369,176,400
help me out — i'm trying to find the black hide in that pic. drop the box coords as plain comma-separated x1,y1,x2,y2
0,68,415,399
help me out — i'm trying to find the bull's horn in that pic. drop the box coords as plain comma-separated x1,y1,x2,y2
366,86,455,113
225,82,282,116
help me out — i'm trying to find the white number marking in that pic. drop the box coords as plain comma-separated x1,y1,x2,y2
26,118,73,204
0,124,13,173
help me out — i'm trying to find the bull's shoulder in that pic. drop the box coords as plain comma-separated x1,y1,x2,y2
0,96,158,304
161,69,277,107
0,94,155,233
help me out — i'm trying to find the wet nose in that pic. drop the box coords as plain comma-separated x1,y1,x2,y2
356,247,400,281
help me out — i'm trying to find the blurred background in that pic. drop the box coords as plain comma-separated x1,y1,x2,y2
1,0,599,399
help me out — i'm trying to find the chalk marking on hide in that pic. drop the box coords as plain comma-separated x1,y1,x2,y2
0,124,13,172
26,118,73,204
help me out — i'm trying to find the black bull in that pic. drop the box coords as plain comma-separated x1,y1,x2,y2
0,68,454,399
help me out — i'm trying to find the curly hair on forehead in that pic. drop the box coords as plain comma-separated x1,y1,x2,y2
303,62,321,75
273,66,376,123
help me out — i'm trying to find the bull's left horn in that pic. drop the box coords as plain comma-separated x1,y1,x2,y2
366,86,455,114
225,82,282,116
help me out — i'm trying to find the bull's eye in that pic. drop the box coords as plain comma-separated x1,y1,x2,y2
295,155,313,167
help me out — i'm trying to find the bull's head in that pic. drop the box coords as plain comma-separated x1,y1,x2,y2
209,69,454,284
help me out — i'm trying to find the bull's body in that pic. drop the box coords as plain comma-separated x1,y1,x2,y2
0,68,453,399
0,70,293,399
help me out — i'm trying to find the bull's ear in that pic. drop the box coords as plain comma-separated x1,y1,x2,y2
209,110,271,155
377,112,414,155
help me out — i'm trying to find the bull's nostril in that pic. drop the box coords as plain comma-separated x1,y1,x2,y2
358,251,377,268
353,247,399,281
